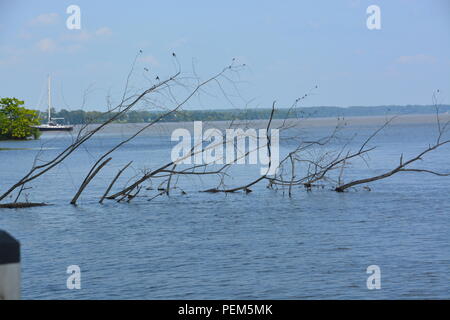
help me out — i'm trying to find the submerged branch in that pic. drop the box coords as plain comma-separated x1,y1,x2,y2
99,161,133,204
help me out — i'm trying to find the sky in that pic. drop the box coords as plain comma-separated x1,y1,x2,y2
0,0,449,111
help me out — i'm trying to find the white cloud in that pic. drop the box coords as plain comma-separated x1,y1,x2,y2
307,20,321,30
37,39,86,54
61,27,112,42
30,13,59,26
169,37,189,50
0,55,20,67
62,31,92,42
397,54,437,65
0,46,25,66
36,38,57,53
66,44,84,54
19,31,33,40
138,40,151,48
30,25,112,55
95,27,112,37
348,0,361,8
139,55,160,67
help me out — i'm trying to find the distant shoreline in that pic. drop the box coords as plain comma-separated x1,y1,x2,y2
38,105,450,125
1,113,447,143
25,113,450,138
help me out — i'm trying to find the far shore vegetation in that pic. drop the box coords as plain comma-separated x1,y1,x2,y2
1,94,450,142
38,104,450,124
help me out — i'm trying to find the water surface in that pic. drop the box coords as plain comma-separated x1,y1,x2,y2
0,119,449,299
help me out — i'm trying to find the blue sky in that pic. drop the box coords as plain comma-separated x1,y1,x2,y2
0,0,449,111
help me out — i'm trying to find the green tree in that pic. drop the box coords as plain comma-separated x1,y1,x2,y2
0,98,41,140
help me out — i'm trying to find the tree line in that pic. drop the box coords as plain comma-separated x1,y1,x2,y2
42,104,450,124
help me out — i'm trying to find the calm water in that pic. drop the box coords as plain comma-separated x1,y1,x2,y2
0,120,449,299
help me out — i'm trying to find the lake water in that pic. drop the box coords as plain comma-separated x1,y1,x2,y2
1,117,449,299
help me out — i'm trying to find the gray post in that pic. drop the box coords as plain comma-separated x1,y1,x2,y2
0,230,20,300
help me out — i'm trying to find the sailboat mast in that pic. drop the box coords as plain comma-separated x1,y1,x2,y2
47,75,51,123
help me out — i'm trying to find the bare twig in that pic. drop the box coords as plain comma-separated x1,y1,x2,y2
70,157,112,205
99,161,133,204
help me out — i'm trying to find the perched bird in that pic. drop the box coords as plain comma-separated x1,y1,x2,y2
144,67,149,72
139,49,143,53
156,76,160,81
172,52,176,57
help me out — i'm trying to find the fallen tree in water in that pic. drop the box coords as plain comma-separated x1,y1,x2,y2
334,138,450,192
0,54,449,207
0,202,48,209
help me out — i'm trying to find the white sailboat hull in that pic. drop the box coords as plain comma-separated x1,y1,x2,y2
34,124,74,131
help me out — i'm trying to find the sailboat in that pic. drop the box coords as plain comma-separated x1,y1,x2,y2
34,75,74,132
